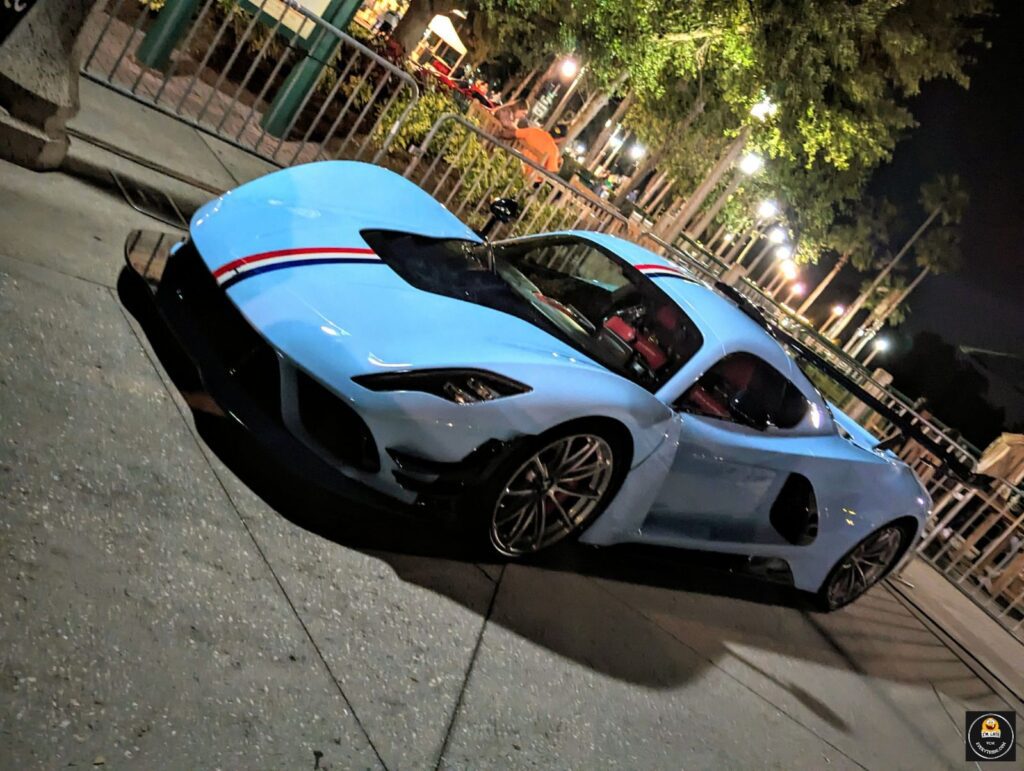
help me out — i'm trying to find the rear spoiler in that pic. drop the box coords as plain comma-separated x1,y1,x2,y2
713,283,975,481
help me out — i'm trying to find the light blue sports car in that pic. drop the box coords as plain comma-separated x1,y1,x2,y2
127,161,934,610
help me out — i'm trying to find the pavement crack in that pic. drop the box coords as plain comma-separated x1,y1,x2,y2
433,563,506,771
112,291,389,770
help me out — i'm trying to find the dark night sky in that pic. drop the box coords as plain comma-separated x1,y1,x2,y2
803,0,1024,419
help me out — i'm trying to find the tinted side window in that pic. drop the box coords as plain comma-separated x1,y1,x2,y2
678,352,809,429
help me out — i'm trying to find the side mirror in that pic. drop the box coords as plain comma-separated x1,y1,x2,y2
477,198,521,238
493,198,521,221
728,389,770,430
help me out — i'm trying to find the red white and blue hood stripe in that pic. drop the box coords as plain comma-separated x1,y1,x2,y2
209,248,689,289
634,262,691,281
213,246,380,289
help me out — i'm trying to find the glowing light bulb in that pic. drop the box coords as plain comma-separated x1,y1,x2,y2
738,152,764,175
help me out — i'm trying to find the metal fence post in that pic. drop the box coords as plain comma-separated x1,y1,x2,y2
261,0,359,137
135,0,200,70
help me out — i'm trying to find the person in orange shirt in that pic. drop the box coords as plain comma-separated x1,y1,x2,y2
514,123,566,175
495,102,567,184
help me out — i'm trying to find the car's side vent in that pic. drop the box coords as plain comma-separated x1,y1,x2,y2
769,474,819,546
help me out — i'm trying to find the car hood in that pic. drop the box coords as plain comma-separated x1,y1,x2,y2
224,261,612,380
188,161,614,386
190,160,482,272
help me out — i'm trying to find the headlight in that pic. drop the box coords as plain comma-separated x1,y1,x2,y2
352,369,531,404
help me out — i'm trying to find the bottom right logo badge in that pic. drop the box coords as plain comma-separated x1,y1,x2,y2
966,711,1016,762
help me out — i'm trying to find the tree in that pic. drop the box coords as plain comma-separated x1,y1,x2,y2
847,224,963,354
829,173,969,337
392,0,459,53
798,198,896,315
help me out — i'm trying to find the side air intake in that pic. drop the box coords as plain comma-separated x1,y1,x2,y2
770,474,819,546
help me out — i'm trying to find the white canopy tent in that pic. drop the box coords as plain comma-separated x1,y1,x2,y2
427,14,467,56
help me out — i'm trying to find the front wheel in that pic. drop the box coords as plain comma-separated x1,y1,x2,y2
817,525,907,611
485,430,621,557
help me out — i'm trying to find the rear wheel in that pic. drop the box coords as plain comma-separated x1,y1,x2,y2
818,525,906,610
486,430,621,557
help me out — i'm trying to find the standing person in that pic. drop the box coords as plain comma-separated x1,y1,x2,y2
494,100,527,132
495,104,567,184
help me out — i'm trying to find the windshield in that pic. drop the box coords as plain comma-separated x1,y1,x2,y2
361,231,704,391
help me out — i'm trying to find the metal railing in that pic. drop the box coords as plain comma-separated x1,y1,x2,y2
403,113,730,286
81,0,419,166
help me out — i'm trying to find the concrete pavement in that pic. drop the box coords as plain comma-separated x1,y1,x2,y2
1,76,1022,768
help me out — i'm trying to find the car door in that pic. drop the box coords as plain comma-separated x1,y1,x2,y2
647,351,823,545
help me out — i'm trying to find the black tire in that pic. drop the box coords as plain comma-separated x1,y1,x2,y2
473,421,629,559
815,523,910,611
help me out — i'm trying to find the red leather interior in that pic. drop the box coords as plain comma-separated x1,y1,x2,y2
635,337,667,370
688,386,731,418
603,315,636,342
719,355,756,390
656,304,680,330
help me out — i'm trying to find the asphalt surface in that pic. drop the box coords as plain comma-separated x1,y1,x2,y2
1,157,1020,770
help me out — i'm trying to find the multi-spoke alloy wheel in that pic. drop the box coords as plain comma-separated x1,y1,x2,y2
490,433,615,556
823,525,905,609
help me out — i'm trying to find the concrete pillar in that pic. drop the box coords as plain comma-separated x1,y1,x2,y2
0,0,98,170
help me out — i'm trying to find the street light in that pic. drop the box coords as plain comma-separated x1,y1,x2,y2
831,303,845,317
574,142,586,155
863,336,890,367
750,97,778,121
779,259,798,280
559,57,579,80
774,244,793,260
784,281,806,305
768,226,787,244
628,144,645,160
738,152,764,175
757,199,779,219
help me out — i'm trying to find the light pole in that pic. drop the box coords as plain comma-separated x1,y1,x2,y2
862,337,889,367
766,258,798,296
822,303,845,334
752,239,791,283
544,56,584,130
784,281,806,306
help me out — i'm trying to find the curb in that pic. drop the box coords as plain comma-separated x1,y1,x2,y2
62,128,223,224
886,576,1024,714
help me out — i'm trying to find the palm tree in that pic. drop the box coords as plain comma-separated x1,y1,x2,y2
799,198,895,316
841,272,910,353
828,174,968,338
847,226,962,355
